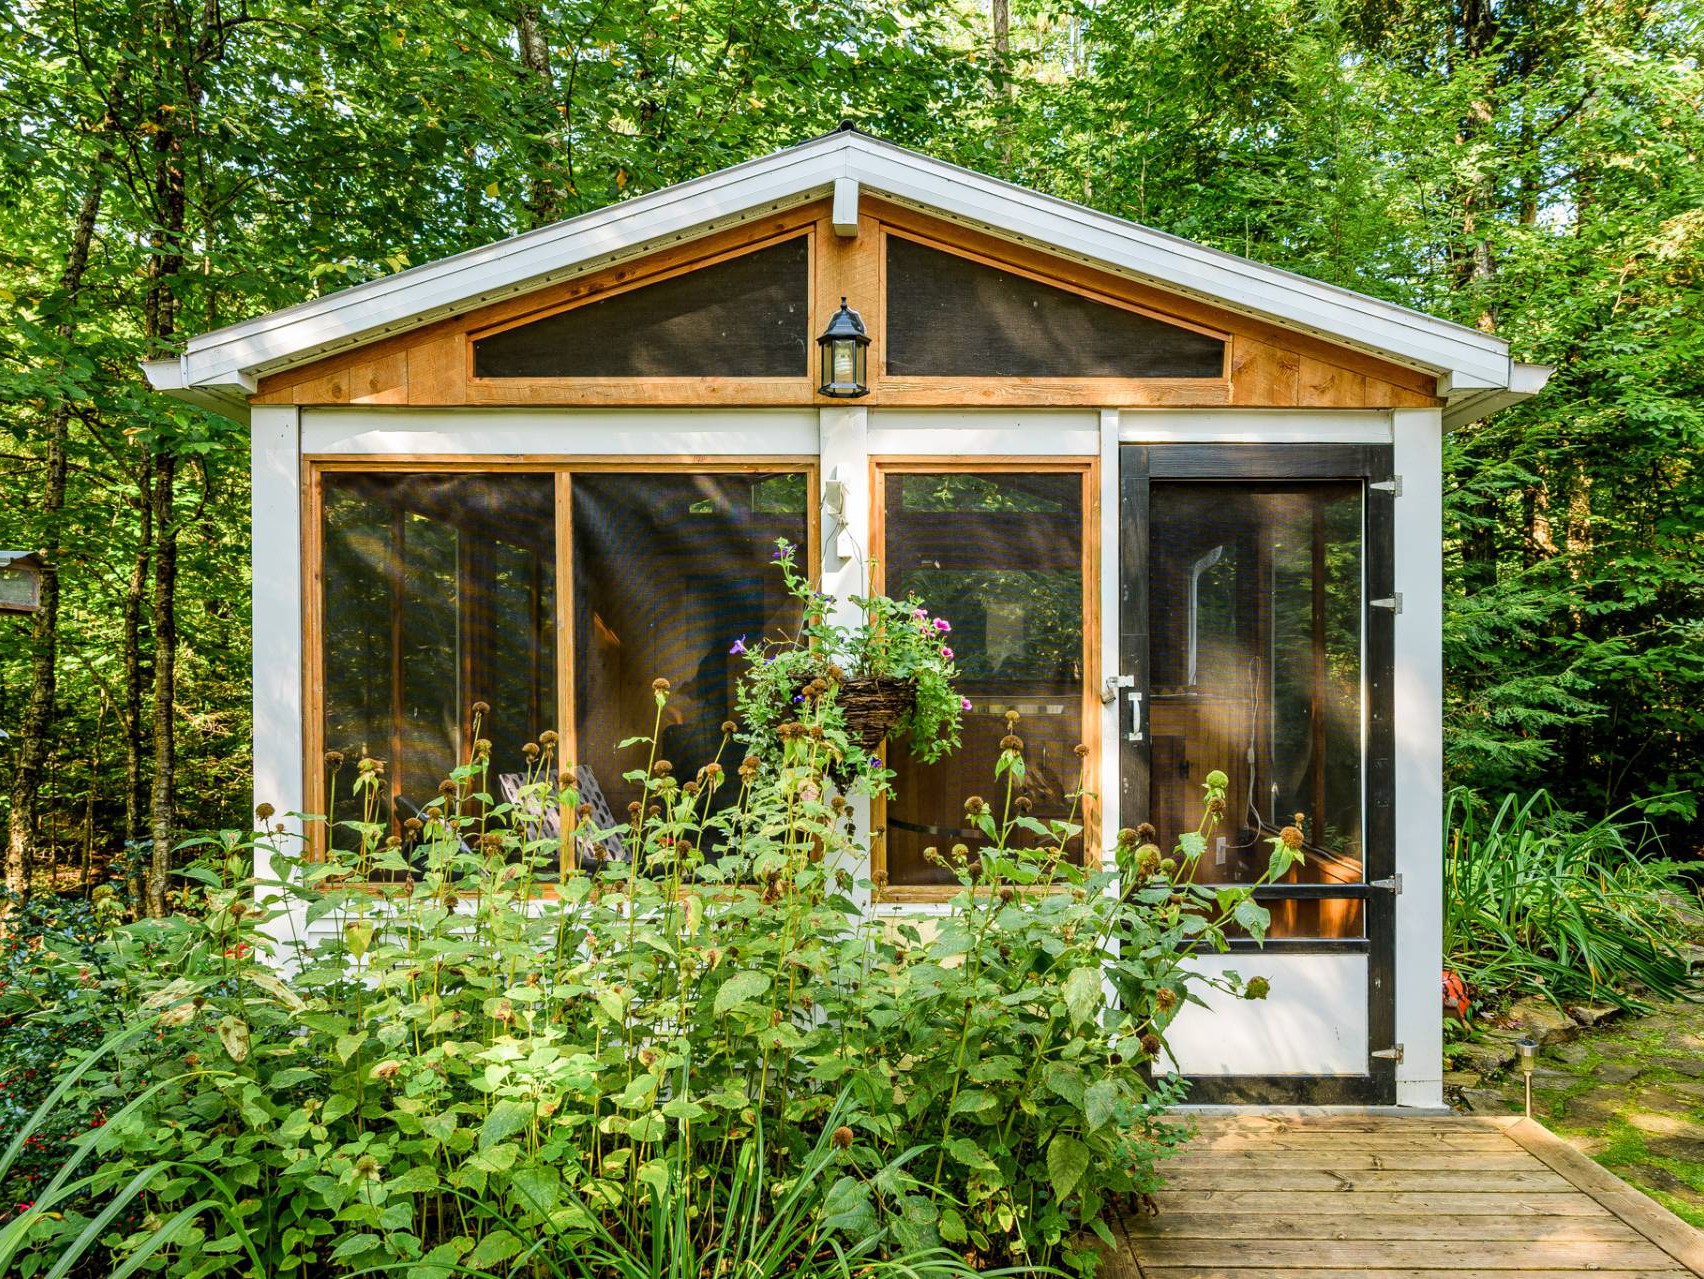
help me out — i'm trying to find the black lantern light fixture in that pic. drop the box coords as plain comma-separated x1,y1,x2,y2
817,297,870,398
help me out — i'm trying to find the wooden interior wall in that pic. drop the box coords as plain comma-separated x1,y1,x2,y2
253,197,1443,412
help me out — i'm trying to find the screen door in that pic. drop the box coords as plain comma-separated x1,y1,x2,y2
1119,444,1398,1105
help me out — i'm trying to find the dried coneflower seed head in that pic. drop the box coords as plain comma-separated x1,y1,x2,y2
1207,796,1226,816
404,817,423,832
439,780,459,797
1074,742,1090,758
1156,987,1178,1010
652,678,670,693
325,750,345,769
474,738,492,755
576,803,592,819
1280,825,1305,849
1005,709,1021,725
628,801,643,817
1140,1032,1163,1058
255,802,275,821
1135,822,1157,843
1015,796,1033,814
721,720,738,735
965,795,986,814
653,760,673,776
523,742,540,759
472,701,490,716
998,885,1015,903
1000,735,1024,751
831,1125,855,1150
539,730,559,747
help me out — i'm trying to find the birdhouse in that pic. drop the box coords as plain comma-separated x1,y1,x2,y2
0,552,44,614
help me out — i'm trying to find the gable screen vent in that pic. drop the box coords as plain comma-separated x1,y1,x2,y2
884,236,1225,380
473,237,810,379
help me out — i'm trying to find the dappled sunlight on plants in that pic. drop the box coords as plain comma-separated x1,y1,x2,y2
2,654,1300,1277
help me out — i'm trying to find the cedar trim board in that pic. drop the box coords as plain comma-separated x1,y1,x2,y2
246,198,1442,412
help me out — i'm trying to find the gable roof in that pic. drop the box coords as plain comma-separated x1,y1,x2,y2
144,126,1547,427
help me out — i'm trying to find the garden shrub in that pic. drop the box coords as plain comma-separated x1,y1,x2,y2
2,676,1297,1278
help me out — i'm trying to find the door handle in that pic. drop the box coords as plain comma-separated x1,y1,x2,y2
1126,689,1144,743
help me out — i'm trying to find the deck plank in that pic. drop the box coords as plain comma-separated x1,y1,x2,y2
1118,1115,1704,1278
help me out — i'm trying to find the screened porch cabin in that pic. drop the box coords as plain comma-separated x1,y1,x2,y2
145,128,1548,1109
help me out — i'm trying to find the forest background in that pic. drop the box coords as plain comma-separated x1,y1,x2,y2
2,0,1701,907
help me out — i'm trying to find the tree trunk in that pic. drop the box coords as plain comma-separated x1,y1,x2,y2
123,452,153,858
146,451,178,917
4,169,107,902
515,2,563,226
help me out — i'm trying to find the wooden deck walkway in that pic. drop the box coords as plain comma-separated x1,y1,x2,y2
1113,1114,1704,1279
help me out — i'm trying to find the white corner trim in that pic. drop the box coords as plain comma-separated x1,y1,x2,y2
1391,407,1445,1107
832,177,860,237
250,406,304,900
299,407,821,457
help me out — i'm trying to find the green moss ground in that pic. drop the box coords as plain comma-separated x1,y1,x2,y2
1450,999,1704,1228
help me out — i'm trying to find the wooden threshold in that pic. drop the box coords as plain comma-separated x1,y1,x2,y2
1114,1114,1704,1279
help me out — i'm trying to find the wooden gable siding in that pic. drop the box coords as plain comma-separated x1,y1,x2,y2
253,197,1441,411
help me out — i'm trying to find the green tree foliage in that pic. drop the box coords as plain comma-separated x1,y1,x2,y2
2,0,1701,895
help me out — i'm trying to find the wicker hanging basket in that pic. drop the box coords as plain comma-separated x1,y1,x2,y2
793,673,917,756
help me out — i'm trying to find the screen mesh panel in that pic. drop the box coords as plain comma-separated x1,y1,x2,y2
884,236,1226,379
881,471,1087,886
320,472,557,859
572,473,808,825
473,238,810,378
1148,480,1365,939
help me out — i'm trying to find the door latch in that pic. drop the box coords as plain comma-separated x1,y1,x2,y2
1369,874,1402,894
1370,594,1403,613
1101,673,1134,705
1371,1044,1404,1064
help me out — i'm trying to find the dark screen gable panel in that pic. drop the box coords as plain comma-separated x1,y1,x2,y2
473,238,810,378
884,236,1226,379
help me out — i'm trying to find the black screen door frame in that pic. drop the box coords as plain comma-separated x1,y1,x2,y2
1119,443,1397,1105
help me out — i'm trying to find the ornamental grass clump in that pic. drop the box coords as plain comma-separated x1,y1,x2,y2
2,684,1299,1279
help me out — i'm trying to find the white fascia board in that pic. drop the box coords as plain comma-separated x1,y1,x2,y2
179,138,856,388
840,135,1513,389
163,130,1530,405
1439,361,1553,430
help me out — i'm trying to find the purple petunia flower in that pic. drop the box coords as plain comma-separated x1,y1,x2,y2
912,607,927,620
934,618,952,634
730,636,748,656
940,646,954,661
961,697,973,712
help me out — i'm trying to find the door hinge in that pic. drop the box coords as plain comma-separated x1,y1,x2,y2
1370,874,1402,894
1371,1044,1404,1063
1370,477,1402,497
1370,593,1403,613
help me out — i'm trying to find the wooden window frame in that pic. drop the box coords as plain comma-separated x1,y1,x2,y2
464,227,818,403
301,455,820,862
868,456,1102,903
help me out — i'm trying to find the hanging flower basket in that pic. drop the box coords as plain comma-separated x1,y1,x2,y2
824,674,917,756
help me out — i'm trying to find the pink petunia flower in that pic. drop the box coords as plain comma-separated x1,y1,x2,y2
934,618,951,633
961,697,973,712
940,646,954,660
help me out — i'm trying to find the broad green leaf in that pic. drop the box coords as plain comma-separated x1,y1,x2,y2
712,970,771,1017
1047,1133,1091,1203
479,1099,533,1151
1063,965,1101,1027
